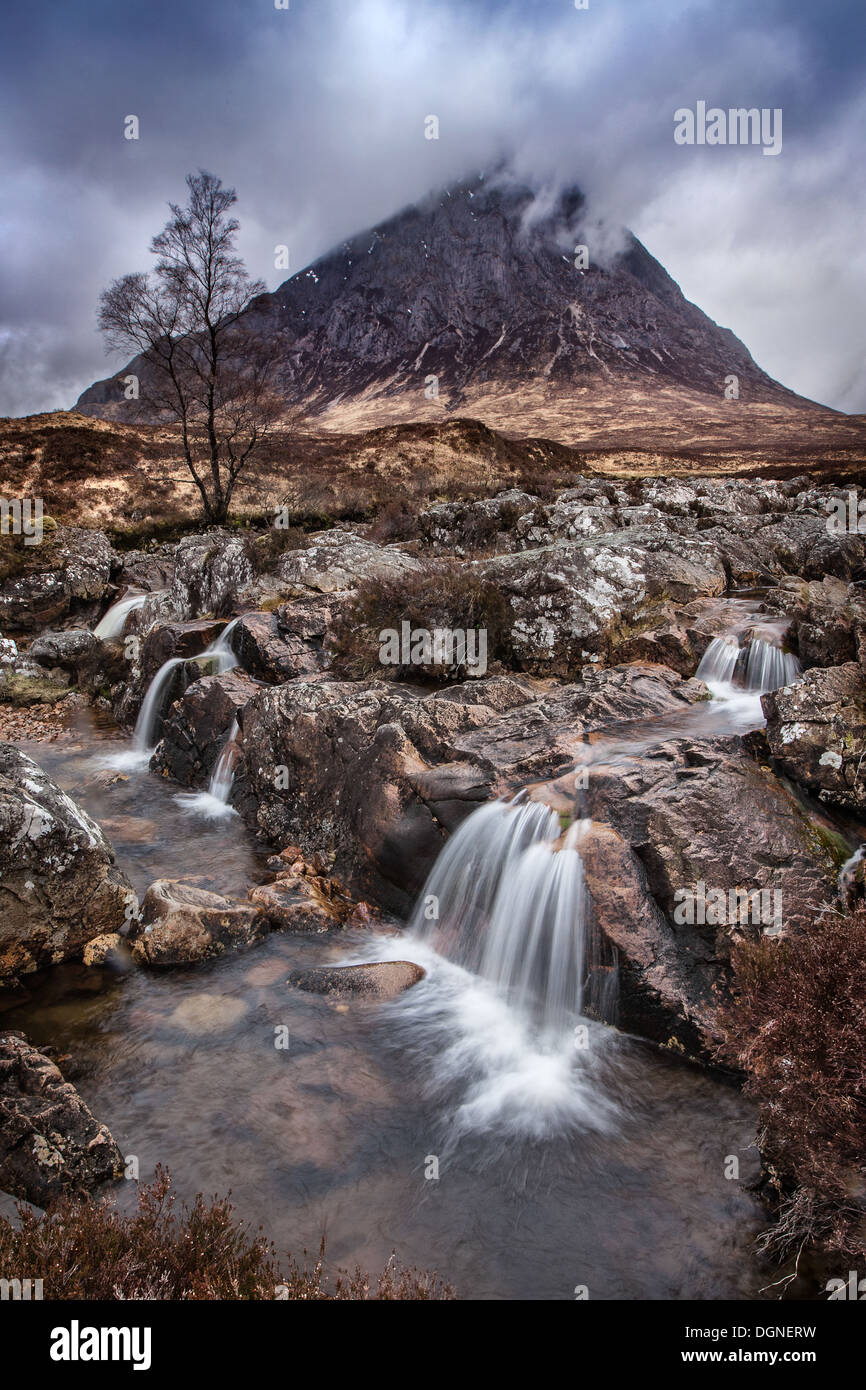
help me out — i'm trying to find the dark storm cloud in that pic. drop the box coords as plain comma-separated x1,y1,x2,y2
1,0,864,415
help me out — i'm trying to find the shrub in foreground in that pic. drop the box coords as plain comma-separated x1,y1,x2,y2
716,908,866,1263
0,1167,454,1300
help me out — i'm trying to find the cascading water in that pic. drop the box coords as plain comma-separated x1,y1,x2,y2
133,658,185,753
351,797,619,1140
410,799,612,1030
696,631,801,698
209,718,240,802
175,718,240,820
105,618,242,771
204,619,240,675
695,636,740,689
737,638,801,694
93,591,148,641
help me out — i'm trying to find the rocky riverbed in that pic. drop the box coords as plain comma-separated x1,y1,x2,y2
1,471,863,1297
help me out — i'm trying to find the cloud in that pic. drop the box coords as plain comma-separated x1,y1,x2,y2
0,0,864,415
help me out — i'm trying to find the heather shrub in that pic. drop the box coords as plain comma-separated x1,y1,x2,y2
716,908,866,1262
0,1167,454,1300
330,559,512,681
242,523,308,574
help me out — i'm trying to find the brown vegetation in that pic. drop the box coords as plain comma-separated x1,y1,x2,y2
331,559,512,681
716,907,866,1264
0,1167,454,1300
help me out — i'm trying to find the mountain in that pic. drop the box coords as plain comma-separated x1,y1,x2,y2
75,173,828,438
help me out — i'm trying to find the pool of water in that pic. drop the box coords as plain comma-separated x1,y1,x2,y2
2,705,769,1300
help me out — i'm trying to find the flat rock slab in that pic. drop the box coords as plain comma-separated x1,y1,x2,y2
288,961,425,1000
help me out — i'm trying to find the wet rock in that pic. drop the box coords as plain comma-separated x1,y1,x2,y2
130,879,267,967
287,961,425,1000
554,735,841,1057
167,992,248,1035
762,664,866,810
579,823,707,1055
241,664,704,912
153,670,258,787
82,933,127,968
248,863,367,932
610,620,695,676
0,745,137,989
140,618,228,683
0,1031,122,1205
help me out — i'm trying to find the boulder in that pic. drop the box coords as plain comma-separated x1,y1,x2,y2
276,528,423,594
762,663,866,811
0,745,137,988
29,628,100,669
0,528,115,634
547,735,842,1058
168,530,255,619
130,880,267,967
480,531,726,675
153,670,258,787
0,1032,122,1205
248,861,367,932
232,608,326,682
287,961,425,1000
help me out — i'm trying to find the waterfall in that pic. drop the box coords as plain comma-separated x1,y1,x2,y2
133,658,185,753
696,636,740,689
174,718,240,820
350,796,619,1138
209,718,240,803
412,798,614,1032
738,638,801,694
93,591,148,641
130,619,241,760
204,619,240,674
697,634,801,697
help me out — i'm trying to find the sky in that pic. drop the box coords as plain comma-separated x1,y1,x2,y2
1,0,864,417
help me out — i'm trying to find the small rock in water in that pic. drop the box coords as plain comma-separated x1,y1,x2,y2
287,961,425,1001
168,992,248,1035
98,815,160,844
82,933,129,969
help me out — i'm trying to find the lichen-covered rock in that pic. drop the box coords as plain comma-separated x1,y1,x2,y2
762,664,866,810
169,530,255,619
29,627,100,669
0,1032,122,1205
82,933,127,968
276,528,422,594
0,745,137,988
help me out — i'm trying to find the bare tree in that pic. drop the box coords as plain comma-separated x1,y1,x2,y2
98,171,282,524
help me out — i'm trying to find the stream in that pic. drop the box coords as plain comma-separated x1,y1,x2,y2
0,675,775,1300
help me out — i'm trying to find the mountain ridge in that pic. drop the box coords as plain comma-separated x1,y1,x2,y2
75,174,833,436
